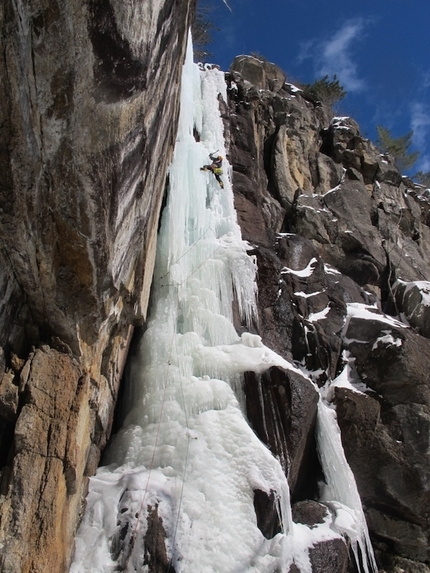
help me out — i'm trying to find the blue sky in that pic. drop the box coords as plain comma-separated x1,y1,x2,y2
203,0,430,175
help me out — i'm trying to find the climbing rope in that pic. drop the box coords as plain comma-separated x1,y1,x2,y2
117,133,235,569
159,225,216,282
120,221,226,570
167,352,192,572
121,320,177,572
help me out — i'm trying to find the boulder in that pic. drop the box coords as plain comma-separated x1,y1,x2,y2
253,489,282,539
309,539,349,573
230,55,286,92
292,500,328,527
394,280,430,338
244,366,319,498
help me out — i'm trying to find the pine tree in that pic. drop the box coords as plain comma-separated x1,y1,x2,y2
192,3,217,62
302,75,347,106
376,125,420,171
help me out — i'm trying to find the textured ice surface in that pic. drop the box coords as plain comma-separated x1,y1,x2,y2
71,35,376,573
317,401,377,573
71,36,294,573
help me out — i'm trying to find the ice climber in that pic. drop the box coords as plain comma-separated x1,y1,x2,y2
200,153,224,188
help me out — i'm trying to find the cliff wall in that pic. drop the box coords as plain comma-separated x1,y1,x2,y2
0,1,194,571
1,9,430,571
227,55,430,572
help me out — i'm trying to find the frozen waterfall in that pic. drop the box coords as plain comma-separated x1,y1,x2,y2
71,36,376,573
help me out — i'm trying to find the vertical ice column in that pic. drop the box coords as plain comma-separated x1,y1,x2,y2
316,399,377,573
71,31,377,573
71,35,294,573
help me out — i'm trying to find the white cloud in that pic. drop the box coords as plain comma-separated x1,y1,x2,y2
410,103,430,172
298,18,368,93
411,102,430,148
297,40,316,64
320,20,366,91
422,71,430,90
419,156,430,171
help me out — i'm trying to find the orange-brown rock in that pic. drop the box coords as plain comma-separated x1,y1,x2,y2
0,1,194,571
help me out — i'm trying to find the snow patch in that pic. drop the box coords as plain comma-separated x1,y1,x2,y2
308,305,331,322
294,290,325,299
324,263,341,275
281,257,318,278
342,303,407,342
286,82,302,93
372,330,403,351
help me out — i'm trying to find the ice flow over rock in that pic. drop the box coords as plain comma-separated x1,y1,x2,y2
70,37,376,573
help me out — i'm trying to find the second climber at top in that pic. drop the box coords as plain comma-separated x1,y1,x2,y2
200,153,224,188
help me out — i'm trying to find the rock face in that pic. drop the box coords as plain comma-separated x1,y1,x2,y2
244,367,319,499
2,20,430,573
0,1,194,571
226,56,430,571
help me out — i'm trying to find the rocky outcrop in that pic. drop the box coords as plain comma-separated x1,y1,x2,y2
110,503,174,573
244,366,319,499
335,322,430,563
393,279,430,337
226,55,430,571
0,1,194,571
0,347,84,572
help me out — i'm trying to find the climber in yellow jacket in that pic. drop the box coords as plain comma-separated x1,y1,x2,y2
200,153,224,188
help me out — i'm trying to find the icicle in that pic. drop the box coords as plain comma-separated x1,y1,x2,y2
316,399,377,573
